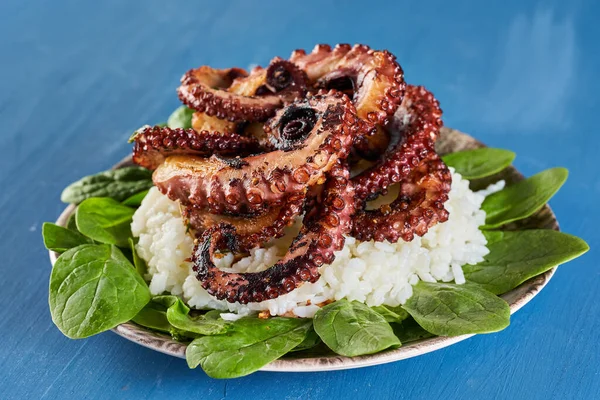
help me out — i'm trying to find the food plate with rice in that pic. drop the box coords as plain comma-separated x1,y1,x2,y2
44,44,588,378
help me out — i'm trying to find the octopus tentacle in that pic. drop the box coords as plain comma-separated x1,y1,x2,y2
238,121,274,150
255,58,308,101
186,66,273,142
353,125,391,160
227,65,268,97
178,66,278,122
352,155,451,242
191,162,354,304
183,192,306,250
228,58,307,100
178,59,308,123
290,44,353,82
153,92,359,215
186,71,262,137
350,85,450,242
132,126,261,170
290,44,406,152
192,112,237,134
352,85,443,201
303,182,325,217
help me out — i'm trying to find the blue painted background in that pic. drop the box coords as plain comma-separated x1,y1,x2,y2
1,0,598,398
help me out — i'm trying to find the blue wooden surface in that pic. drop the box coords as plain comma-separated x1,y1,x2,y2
1,0,598,398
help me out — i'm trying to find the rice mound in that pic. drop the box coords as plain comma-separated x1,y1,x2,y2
132,169,501,319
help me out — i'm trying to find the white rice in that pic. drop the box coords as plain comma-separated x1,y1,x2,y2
132,168,501,318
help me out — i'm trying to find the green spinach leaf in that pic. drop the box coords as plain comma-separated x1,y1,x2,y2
49,244,151,338
464,230,589,294
442,148,515,179
165,297,229,335
130,295,197,341
203,309,226,320
313,300,401,357
122,189,149,207
66,212,79,231
403,282,510,336
132,296,194,340
372,305,410,323
482,167,568,229
391,317,435,343
131,299,172,334
289,326,321,352
167,106,194,129
61,166,153,204
128,238,147,276
42,222,93,253
76,198,134,247
186,317,311,378
150,295,178,308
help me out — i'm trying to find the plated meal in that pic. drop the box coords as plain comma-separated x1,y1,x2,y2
44,43,588,378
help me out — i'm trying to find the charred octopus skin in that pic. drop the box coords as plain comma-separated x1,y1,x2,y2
191,162,354,304
182,191,306,251
351,85,451,242
132,126,261,170
152,92,361,215
290,44,406,156
178,59,308,123
352,155,451,242
240,58,308,102
353,85,444,200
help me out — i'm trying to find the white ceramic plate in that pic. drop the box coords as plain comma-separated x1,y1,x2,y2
50,127,559,372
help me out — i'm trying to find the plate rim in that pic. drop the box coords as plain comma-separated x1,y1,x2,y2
49,127,559,372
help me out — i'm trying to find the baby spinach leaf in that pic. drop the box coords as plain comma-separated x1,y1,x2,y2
66,212,79,231
145,294,175,307
313,300,401,357
76,198,135,247
122,189,149,207
42,222,93,253
464,230,589,294
49,244,151,338
482,167,568,229
403,282,510,336
442,148,515,179
61,166,153,204
203,309,225,320
131,296,193,340
130,295,196,341
131,299,172,334
372,305,410,323
391,317,435,343
289,326,321,352
128,238,147,276
167,106,194,129
186,317,312,378
165,297,230,335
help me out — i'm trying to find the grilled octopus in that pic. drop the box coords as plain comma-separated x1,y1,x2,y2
131,44,451,303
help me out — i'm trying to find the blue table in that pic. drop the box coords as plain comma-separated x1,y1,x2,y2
1,1,598,398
